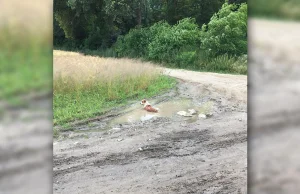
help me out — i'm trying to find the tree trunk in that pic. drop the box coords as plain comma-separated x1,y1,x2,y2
136,1,142,28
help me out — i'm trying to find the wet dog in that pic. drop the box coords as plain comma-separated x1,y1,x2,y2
140,99,158,113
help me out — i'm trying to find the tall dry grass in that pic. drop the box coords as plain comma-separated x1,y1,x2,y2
54,50,162,99
53,50,175,125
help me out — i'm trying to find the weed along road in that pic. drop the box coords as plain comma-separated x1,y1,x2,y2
53,63,247,193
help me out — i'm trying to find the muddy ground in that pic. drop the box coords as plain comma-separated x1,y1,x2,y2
0,95,53,194
248,19,300,193
53,69,247,194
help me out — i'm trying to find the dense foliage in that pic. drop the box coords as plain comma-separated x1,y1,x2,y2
114,3,247,73
201,3,247,56
115,18,202,68
54,0,227,49
54,1,248,74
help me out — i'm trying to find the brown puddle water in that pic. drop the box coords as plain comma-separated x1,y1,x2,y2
110,99,195,125
73,99,214,133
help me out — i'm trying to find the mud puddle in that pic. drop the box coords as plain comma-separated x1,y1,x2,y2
71,99,215,134
110,98,194,125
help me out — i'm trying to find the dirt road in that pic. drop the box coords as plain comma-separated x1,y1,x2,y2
53,66,247,193
0,97,53,194
248,19,300,193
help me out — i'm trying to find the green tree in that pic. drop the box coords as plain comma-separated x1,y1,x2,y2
201,3,247,56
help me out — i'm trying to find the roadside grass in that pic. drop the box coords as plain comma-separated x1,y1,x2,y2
0,44,52,105
53,51,176,126
0,1,52,107
196,53,247,75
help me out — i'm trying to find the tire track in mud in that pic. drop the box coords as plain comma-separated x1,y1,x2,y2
163,172,243,194
0,99,52,194
53,129,246,179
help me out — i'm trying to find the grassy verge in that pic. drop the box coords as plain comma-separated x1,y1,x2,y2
0,48,52,105
159,52,247,75
0,27,52,107
53,51,176,126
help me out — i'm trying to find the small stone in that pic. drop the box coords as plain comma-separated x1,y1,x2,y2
188,109,197,115
138,147,143,151
117,138,124,142
177,111,187,116
238,118,242,121
74,142,79,145
198,114,207,119
206,113,213,117
177,111,193,117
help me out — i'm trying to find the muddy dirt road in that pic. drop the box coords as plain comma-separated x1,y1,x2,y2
53,67,247,193
249,19,300,193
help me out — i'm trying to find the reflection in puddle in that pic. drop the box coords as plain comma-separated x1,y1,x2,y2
110,99,195,125
141,114,156,121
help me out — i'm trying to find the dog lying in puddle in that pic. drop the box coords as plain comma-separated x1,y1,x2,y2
140,99,159,113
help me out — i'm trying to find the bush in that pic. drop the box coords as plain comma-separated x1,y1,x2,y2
201,3,247,56
115,21,170,58
174,51,198,68
148,18,201,62
115,27,152,58
115,18,202,67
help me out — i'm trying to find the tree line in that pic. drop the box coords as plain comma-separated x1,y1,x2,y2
54,0,246,49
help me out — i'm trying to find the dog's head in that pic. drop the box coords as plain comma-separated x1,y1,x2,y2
140,99,147,105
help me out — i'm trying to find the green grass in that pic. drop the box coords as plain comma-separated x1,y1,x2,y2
0,49,52,102
0,26,52,106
